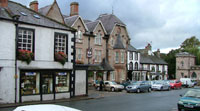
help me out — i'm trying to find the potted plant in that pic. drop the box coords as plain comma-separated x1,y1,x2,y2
75,60,84,64
17,49,34,64
55,52,67,65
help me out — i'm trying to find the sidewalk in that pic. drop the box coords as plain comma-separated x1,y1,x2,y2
0,87,103,108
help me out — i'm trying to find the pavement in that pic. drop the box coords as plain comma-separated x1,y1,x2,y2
0,86,103,109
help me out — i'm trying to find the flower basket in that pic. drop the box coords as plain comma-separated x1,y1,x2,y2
76,60,84,64
17,50,34,64
55,52,67,65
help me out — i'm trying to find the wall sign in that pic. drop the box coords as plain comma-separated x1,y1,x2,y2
87,48,92,58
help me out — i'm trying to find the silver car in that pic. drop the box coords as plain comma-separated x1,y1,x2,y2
152,81,171,91
126,81,152,93
104,81,124,92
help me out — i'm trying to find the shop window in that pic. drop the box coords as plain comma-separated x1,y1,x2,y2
55,72,70,93
42,74,53,94
21,72,40,95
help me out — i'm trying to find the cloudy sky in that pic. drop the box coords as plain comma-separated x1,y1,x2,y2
12,0,200,53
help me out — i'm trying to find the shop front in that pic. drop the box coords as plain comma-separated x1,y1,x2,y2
19,69,71,102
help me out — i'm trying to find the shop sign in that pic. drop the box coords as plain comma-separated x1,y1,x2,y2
58,72,67,75
87,48,92,58
25,72,36,76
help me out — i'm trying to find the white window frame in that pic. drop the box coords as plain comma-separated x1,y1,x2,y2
95,32,102,45
18,29,33,51
76,29,82,43
55,33,67,54
77,48,82,60
129,52,133,60
94,50,102,62
121,51,125,63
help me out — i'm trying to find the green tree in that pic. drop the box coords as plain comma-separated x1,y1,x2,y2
181,36,200,49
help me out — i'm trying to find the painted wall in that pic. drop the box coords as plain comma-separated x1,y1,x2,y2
75,70,86,96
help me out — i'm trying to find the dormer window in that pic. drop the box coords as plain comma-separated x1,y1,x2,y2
95,30,102,45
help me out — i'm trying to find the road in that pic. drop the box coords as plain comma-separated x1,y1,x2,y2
0,88,189,111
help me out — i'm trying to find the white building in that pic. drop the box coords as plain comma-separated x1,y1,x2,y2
0,0,78,103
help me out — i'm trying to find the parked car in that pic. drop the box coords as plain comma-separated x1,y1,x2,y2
177,88,200,111
169,80,182,89
180,78,194,88
13,104,81,111
104,81,124,92
121,81,136,89
152,81,171,91
126,81,152,93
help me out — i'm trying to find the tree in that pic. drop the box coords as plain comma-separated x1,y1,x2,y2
181,36,200,49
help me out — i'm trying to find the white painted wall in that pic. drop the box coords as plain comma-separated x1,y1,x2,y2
0,21,74,103
127,51,140,70
75,70,86,96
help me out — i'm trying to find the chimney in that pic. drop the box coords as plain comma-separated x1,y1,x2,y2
70,2,79,16
145,43,152,51
29,0,38,12
0,0,8,7
157,49,160,58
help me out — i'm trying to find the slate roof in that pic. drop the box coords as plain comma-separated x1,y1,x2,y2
96,14,126,34
140,54,168,65
64,15,79,27
113,34,125,49
176,52,195,57
0,1,74,31
128,44,137,52
85,20,99,32
101,59,114,71
38,5,51,15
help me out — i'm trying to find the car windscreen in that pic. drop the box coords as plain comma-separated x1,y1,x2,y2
184,89,200,98
111,81,117,85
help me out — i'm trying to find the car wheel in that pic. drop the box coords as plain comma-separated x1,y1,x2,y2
127,91,130,93
160,87,163,91
148,88,151,92
96,86,100,91
137,88,140,93
111,87,115,92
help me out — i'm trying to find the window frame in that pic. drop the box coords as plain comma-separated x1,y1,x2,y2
121,51,125,63
77,48,82,61
54,32,68,62
115,52,119,63
95,32,102,45
18,27,35,60
94,50,102,62
129,52,133,60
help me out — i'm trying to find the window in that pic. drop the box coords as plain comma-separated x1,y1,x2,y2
135,52,138,60
181,73,184,78
95,31,102,45
129,52,133,60
181,61,184,67
129,62,133,70
18,28,34,51
94,50,102,62
55,33,67,54
121,51,125,63
21,72,40,95
42,74,53,94
77,48,82,60
135,62,138,70
55,72,70,92
76,26,82,43
115,52,119,63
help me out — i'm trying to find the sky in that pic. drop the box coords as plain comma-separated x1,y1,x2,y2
11,0,200,53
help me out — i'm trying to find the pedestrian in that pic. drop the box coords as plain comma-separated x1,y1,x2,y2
100,78,104,91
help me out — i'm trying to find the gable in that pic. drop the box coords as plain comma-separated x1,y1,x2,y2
93,22,107,35
46,2,64,23
72,17,87,32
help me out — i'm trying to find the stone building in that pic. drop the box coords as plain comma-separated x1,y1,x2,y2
176,52,199,80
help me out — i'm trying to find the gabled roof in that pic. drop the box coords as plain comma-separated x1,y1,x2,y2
128,44,137,52
96,14,126,34
85,20,107,34
0,1,74,31
113,34,125,49
64,15,88,31
39,5,51,15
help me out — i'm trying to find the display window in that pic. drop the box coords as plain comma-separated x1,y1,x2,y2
55,72,70,93
21,72,40,95
42,74,53,94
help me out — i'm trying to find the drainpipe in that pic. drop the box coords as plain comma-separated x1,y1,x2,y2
72,31,76,97
13,15,20,103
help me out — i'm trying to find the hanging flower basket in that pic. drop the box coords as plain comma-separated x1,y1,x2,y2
76,60,84,64
17,50,34,64
55,52,67,65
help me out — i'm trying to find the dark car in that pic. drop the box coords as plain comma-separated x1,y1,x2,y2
126,81,151,93
177,88,200,111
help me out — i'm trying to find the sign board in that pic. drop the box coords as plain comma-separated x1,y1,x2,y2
87,48,92,58
25,72,36,76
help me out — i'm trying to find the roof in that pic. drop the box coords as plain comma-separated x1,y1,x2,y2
101,59,114,71
39,5,51,15
96,14,126,34
64,15,79,27
176,52,196,57
87,59,114,71
128,44,137,52
0,1,74,31
85,21,99,32
83,19,92,23
113,34,125,49
140,54,168,65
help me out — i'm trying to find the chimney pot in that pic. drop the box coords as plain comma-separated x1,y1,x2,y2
0,0,8,8
29,0,38,12
70,2,79,16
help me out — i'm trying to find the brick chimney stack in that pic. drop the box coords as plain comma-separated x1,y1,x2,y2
29,0,38,12
70,2,79,16
0,0,8,8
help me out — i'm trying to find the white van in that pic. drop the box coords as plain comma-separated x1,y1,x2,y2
180,78,194,87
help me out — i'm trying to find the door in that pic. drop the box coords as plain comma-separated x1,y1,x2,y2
41,74,53,94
